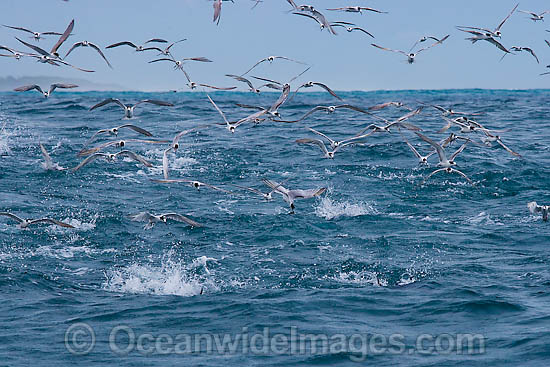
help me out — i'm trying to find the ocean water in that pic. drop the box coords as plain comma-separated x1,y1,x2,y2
0,89,549,366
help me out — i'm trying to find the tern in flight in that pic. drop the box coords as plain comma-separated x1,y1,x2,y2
106,38,168,52
262,179,326,214
0,45,30,60
89,98,174,119
213,0,234,25
78,138,169,157
229,178,291,201
40,143,66,171
139,39,186,56
0,212,74,229
14,83,78,98
2,24,63,41
295,136,368,159
331,23,374,38
528,202,549,221
456,3,518,38
501,46,539,63
149,56,212,71
326,6,387,14
72,150,152,172
84,124,153,147
293,10,337,35
458,28,511,53
128,212,202,229
372,35,449,63
241,55,306,76
64,41,112,68
151,179,235,195
518,10,550,22
415,132,469,169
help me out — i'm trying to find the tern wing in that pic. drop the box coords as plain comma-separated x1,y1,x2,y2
163,213,203,227
115,150,152,167
0,212,25,223
50,19,74,55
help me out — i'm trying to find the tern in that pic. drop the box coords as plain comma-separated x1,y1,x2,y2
149,56,212,71
84,124,153,147
40,143,66,171
326,6,386,14
226,74,261,93
229,178,291,200
295,137,366,159
2,25,63,41
528,202,549,221
276,104,373,123
291,81,342,100
415,132,468,169
306,126,374,149
140,39,186,56
456,3,518,38
207,94,243,133
14,83,78,98
128,212,202,229
372,35,449,64
64,41,112,68
14,19,74,59
330,23,374,38
0,212,74,228
78,138,169,157
293,11,336,35
106,39,168,52
163,125,211,179
151,179,235,194
262,179,326,213
355,107,424,136
518,10,550,22
481,132,521,157
0,45,30,60
457,29,511,53
213,0,234,25
89,98,174,119
368,101,407,111
399,130,437,165
72,150,152,171
241,55,305,76
501,46,539,63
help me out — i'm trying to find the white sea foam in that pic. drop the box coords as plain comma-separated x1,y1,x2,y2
315,196,377,220
104,256,217,297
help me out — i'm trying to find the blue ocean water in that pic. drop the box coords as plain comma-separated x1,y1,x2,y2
0,89,549,366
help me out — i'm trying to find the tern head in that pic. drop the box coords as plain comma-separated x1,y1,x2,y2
117,140,126,148
327,106,336,113
83,41,89,46
192,181,200,189
111,128,119,135
229,125,236,133
267,56,275,62
327,152,335,159
173,142,179,151
420,157,428,164
159,215,168,223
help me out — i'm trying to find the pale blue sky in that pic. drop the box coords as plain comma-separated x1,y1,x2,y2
1,0,549,91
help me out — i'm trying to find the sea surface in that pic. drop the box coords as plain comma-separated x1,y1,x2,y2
0,89,549,366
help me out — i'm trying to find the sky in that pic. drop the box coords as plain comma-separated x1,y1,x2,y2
1,0,549,91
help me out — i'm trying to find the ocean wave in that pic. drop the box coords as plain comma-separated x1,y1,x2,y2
315,196,377,220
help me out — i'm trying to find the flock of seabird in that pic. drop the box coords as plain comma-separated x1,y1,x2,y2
1,1,549,228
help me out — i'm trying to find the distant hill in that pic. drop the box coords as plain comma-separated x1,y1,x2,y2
0,76,125,91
